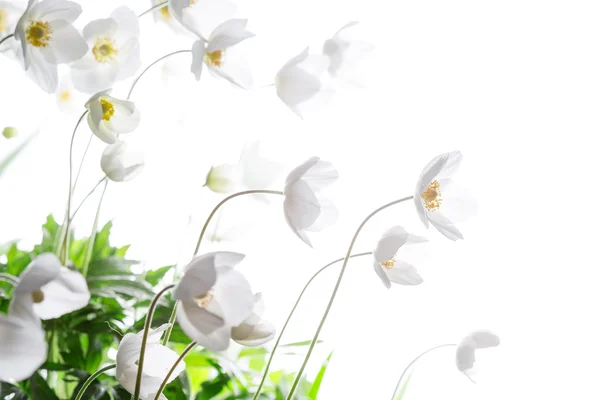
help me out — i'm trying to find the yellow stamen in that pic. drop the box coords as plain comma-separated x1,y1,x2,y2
380,257,396,270
159,5,171,20
92,37,118,63
205,50,223,67
0,10,7,33
25,20,52,47
32,290,44,303
421,180,442,211
194,291,214,308
100,98,115,121
59,90,71,103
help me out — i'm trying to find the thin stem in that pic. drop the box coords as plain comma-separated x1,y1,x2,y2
286,196,414,399
0,273,19,285
153,341,197,400
127,50,191,100
133,284,176,400
138,1,168,18
73,364,116,400
0,33,14,48
252,252,372,400
160,305,178,347
71,177,107,221
81,180,109,277
72,133,94,192
61,110,89,265
391,344,456,399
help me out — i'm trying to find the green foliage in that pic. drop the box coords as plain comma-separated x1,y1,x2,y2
0,216,331,400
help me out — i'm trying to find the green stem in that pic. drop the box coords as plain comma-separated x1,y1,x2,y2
252,252,372,400
127,50,191,100
72,133,93,192
70,177,107,222
74,364,116,400
0,33,14,48
391,344,456,399
81,180,109,278
138,1,168,18
153,341,197,400
0,273,19,285
286,196,414,400
133,284,176,400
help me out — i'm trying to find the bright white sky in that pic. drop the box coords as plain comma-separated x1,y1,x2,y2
2,0,600,399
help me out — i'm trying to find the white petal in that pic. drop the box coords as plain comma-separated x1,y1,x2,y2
109,98,140,133
71,60,118,94
299,158,338,193
212,267,254,326
191,39,206,80
416,151,461,194
439,179,477,222
47,20,87,64
413,195,429,228
173,253,219,301
304,197,337,232
456,330,500,377
285,156,320,188
82,18,117,40
373,226,409,263
14,252,61,294
206,45,253,89
372,260,391,289
179,0,237,39
0,315,47,382
207,19,254,53
101,140,144,182
8,293,41,326
115,37,141,81
110,6,139,37
283,180,320,244
231,320,276,347
239,141,281,190
33,267,91,319
437,151,463,180
31,0,81,23
176,301,231,351
428,211,464,241
385,261,423,285
26,48,58,93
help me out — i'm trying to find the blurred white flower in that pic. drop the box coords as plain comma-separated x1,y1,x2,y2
456,330,500,381
14,0,87,93
0,1,23,55
9,252,91,321
414,151,476,241
150,0,185,34
173,251,254,351
101,139,144,182
85,90,140,144
70,6,140,93
191,19,254,89
170,0,236,39
275,47,330,117
283,156,338,247
372,226,427,289
0,313,47,381
231,293,276,347
323,21,374,86
56,74,83,114
116,324,185,400
205,163,242,194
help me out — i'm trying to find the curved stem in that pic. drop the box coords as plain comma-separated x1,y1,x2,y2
252,252,372,400
153,341,197,400
0,273,19,285
133,284,175,400
72,133,93,192
391,344,456,399
81,180,109,277
71,177,107,222
127,50,191,100
138,1,168,18
286,196,414,399
0,33,14,48
73,364,116,400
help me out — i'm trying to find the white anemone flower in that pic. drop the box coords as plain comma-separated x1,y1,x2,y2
0,1,23,55
150,0,186,34
9,252,91,321
456,330,500,382
56,74,84,114
0,313,47,381
283,157,338,247
190,18,254,89
170,0,236,40
116,324,185,400
101,139,145,182
275,47,330,118
14,0,87,93
372,226,427,289
231,293,276,347
414,151,476,241
173,251,254,351
85,90,140,144
70,6,141,93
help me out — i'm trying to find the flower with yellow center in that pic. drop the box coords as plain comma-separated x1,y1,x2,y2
92,36,118,63
373,226,427,289
414,151,476,241
169,0,236,39
85,89,140,144
25,20,51,47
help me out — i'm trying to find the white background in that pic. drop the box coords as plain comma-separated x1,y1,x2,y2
1,0,599,399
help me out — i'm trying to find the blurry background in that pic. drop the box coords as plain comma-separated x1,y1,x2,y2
2,0,600,399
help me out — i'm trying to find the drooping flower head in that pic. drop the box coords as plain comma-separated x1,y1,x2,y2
372,226,427,289
14,0,87,93
116,324,185,400
71,6,141,93
456,330,500,381
169,0,236,40
231,293,276,347
101,139,145,182
173,251,254,351
414,151,475,240
283,157,338,247
85,89,140,144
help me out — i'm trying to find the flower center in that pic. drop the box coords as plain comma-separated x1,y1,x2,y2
92,37,118,63
31,290,44,303
0,10,7,33
59,89,71,103
380,257,396,270
421,180,442,211
205,50,223,67
159,5,171,19
194,290,214,308
25,20,52,47
100,98,115,121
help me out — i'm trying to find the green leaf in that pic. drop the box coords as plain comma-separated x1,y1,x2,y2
195,373,231,400
281,340,324,348
0,382,28,399
144,265,173,286
30,372,60,400
0,132,37,178
307,352,332,399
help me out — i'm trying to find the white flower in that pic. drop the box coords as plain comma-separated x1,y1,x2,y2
14,0,87,93
9,252,91,321
283,157,338,247
151,0,186,34
169,0,236,40
0,313,47,381
173,251,254,351
372,226,427,289
322,21,374,85
100,139,144,182
70,6,141,93
275,48,331,117
456,330,500,381
231,293,276,347
85,90,140,144
0,1,23,55
56,74,83,114
116,324,185,400
190,19,254,89
414,151,476,241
